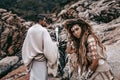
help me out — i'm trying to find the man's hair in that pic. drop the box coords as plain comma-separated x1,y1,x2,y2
35,14,46,22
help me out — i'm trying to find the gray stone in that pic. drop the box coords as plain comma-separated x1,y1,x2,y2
0,56,19,78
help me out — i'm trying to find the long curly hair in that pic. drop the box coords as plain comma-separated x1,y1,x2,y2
64,18,105,71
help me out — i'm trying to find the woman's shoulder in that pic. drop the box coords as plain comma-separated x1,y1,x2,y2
87,34,96,43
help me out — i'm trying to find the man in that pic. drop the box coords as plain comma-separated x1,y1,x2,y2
22,15,58,80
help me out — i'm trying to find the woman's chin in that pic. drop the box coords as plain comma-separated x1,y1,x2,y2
76,36,80,39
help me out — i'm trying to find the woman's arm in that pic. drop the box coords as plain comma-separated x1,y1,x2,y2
85,35,99,79
87,35,99,71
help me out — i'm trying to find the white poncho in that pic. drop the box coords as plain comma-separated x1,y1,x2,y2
22,24,58,80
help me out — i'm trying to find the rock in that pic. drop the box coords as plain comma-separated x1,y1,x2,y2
0,56,19,68
0,9,7,13
106,41,120,80
0,8,27,56
58,0,120,23
0,63,11,78
0,56,19,78
0,65,29,80
92,17,120,79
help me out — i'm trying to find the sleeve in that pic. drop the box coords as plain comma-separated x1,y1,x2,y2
87,35,99,60
84,35,99,79
43,29,58,68
22,29,35,66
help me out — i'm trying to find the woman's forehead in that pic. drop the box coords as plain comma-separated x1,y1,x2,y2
71,24,80,30
71,24,80,29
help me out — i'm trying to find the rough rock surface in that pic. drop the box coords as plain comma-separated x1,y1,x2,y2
0,56,19,78
0,0,120,79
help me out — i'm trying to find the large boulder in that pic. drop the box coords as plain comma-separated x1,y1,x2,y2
0,56,19,78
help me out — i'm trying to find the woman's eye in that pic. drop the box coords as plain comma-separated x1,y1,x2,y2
71,27,79,33
75,28,79,31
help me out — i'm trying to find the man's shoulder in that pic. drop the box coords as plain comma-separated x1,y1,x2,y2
28,24,47,33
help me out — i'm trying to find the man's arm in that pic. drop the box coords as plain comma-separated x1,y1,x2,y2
43,29,58,67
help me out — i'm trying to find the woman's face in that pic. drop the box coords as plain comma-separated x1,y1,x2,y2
71,24,82,39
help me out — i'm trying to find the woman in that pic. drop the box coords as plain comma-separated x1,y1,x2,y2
62,19,115,80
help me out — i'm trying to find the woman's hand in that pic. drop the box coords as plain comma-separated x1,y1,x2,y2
66,41,77,54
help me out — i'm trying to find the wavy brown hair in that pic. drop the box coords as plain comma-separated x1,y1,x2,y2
64,18,105,71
